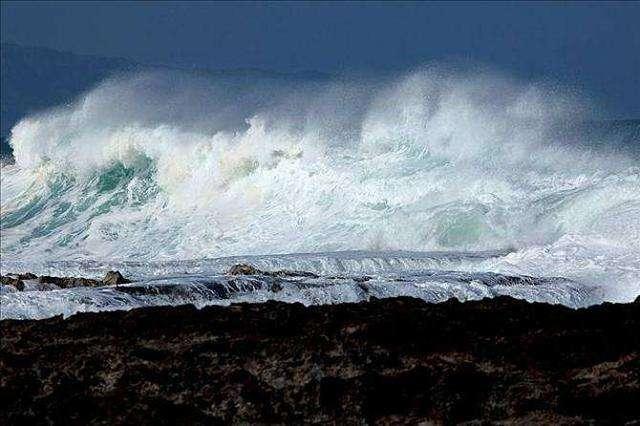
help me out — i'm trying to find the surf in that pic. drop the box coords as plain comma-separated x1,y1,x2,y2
1,67,639,307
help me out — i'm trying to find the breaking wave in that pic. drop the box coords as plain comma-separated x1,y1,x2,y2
1,67,639,308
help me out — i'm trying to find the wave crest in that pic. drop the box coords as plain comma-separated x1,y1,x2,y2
1,68,639,303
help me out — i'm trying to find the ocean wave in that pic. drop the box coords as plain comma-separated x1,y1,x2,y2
1,68,639,305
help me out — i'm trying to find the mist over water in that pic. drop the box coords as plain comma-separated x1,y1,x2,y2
1,67,639,316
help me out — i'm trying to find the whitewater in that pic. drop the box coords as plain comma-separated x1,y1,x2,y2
1,68,639,319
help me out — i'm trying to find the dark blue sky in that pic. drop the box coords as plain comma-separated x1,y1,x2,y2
2,1,639,117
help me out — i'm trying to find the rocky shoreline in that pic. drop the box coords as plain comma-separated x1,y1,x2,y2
1,270,131,292
1,291,639,424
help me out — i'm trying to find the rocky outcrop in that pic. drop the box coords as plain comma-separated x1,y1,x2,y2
103,270,131,286
0,276,25,291
14,272,37,280
228,263,320,278
1,271,132,291
38,275,102,288
1,296,638,424
228,263,262,275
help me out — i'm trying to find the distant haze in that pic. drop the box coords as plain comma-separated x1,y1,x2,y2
1,1,639,117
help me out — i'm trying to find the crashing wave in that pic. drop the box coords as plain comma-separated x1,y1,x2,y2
1,68,639,308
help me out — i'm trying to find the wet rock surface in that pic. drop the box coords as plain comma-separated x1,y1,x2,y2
1,296,639,424
1,270,132,291
228,263,320,278
38,275,102,288
103,270,131,286
0,275,25,291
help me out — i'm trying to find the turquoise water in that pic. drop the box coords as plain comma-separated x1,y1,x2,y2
1,70,639,318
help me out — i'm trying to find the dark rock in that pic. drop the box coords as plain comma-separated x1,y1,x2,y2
70,277,102,287
115,283,184,297
228,264,261,276
103,270,131,286
272,269,319,279
37,275,63,285
6,272,38,280
38,275,101,288
19,272,37,280
1,296,638,424
0,276,25,291
33,272,131,289
228,263,319,279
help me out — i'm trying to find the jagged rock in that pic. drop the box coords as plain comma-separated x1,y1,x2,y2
18,272,37,280
39,276,56,286
1,296,638,424
0,276,24,291
38,275,101,288
274,269,319,279
103,270,131,286
6,272,38,280
37,276,66,286
228,264,261,275
33,272,131,289
228,264,319,279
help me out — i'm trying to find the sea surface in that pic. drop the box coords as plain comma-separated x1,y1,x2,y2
2,69,639,319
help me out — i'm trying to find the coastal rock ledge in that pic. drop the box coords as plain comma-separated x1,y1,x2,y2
1,270,131,291
1,296,639,424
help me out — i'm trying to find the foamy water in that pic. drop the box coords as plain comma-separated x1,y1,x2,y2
1,69,639,319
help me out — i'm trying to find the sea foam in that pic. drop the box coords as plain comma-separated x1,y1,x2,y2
1,68,639,312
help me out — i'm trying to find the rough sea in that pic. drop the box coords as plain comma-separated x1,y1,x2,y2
2,69,639,319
